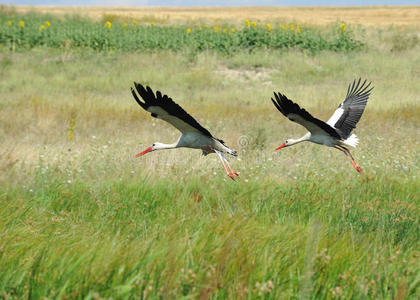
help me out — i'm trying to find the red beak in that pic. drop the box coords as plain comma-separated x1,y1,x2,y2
275,143,287,151
135,146,153,157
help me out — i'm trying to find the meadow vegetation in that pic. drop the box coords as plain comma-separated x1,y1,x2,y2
0,7,419,299
0,10,363,54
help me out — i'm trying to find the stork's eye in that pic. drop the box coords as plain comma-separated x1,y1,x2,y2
152,143,155,147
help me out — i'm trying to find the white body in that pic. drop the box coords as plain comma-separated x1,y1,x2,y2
146,106,235,155
285,114,358,148
286,132,358,148
154,132,235,156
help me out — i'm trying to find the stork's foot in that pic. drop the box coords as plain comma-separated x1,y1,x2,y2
228,173,237,181
355,164,363,173
227,170,239,180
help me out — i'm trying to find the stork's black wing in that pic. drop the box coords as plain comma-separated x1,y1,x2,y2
131,82,213,137
271,92,341,139
327,78,373,138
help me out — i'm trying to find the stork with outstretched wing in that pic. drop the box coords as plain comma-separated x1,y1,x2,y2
271,78,373,173
131,83,239,180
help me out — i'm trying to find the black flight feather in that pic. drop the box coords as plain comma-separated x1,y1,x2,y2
131,82,213,138
271,92,342,139
333,78,373,138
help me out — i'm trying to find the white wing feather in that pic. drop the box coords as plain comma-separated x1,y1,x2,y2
326,107,345,127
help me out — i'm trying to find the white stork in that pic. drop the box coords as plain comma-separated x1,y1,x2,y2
131,82,239,180
271,78,373,173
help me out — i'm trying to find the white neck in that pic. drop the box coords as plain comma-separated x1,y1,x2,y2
288,134,310,146
153,142,178,150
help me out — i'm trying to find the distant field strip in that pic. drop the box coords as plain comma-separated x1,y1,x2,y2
10,5,420,26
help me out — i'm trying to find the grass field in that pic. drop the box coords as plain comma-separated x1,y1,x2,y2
11,5,420,26
0,6,420,299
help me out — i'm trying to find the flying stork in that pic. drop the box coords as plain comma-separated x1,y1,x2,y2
271,78,373,173
131,82,239,180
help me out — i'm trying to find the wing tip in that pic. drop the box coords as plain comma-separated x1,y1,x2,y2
271,91,302,117
131,84,148,110
347,78,374,96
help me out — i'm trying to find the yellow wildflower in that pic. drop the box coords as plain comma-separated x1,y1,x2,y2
105,21,111,29
296,27,301,34
213,25,219,32
231,28,235,33
245,19,250,27
280,24,286,30
7,20,12,26
290,24,295,30
45,21,51,27
199,26,202,31
40,25,46,30
19,20,24,27
132,19,137,25
266,23,271,31
67,117,75,141
251,22,257,28
204,25,209,29
122,23,128,27
340,23,346,32
186,28,191,34
223,27,228,32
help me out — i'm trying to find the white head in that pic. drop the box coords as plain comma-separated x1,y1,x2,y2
135,142,173,157
275,138,302,150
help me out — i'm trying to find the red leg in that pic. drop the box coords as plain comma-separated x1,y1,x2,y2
342,147,362,173
222,155,239,178
345,150,362,173
215,151,236,180
345,152,362,173
335,146,362,173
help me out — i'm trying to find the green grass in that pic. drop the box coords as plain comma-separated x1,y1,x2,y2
1,172,419,299
0,10,419,299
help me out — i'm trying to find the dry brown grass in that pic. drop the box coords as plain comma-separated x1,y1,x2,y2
10,5,420,26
